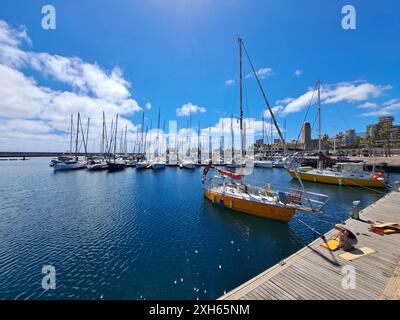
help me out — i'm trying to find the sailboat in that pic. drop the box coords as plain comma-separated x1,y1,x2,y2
151,107,166,170
286,81,387,188
202,37,329,222
107,114,126,172
225,116,241,168
54,113,87,171
181,113,196,169
136,112,150,169
87,112,109,171
255,114,273,168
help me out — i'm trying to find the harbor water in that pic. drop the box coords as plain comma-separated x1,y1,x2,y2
0,158,397,299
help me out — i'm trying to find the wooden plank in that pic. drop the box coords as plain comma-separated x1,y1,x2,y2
220,191,400,300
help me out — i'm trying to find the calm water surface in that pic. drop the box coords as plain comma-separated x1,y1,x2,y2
0,158,397,299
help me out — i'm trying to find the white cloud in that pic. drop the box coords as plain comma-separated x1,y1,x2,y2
176,102,206,117
294,69,302,78
361,99,400,117
276,97,295,105
280,81,391,116
225,79,235,86
383,99,398,106
0,19,142,151
246,67,273,79
357,102,377,109
263,106,284,118
145,102,152,110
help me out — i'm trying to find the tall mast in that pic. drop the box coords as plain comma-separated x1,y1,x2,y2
119,129,123,154
75,113,80,159
186,119,190,157
238,37,244,157
221,119,224,163
317,80,322,153
198,121,201,163
270,116,273,158
262,113,265,157
241,39,286,153
144,126,148,155
108,118,114,156
231,116,234,160
154,107,160,158
124,126,128,156
85,117,90,156
101,112,105,155
69,114,73,155
140,111,144,154
208,125,212,161
188,111,192,157
114,114,119,159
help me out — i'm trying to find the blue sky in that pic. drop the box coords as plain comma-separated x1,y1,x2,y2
0,0,399,151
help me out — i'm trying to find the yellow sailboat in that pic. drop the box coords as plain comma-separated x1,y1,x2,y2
202,166,328,222
287,163,387,188
286,81,387,189
202,38,329,223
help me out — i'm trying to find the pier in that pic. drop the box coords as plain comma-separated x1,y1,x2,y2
220,191,400,300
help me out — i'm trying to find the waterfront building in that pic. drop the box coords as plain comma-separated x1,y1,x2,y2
366,116,400,143
301,122,311,150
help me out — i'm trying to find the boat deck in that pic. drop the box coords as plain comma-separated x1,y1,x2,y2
219,191,400,300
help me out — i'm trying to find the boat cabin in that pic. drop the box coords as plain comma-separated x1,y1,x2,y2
335,162,365,173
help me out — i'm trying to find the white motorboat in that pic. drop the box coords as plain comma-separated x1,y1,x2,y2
53,160,86,171
254,160,273,168
136,161,150,169
182,160,196,169
151,159,166,170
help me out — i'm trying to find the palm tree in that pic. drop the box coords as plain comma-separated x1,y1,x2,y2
354,136,363,157
366,135,375,157
379,123,391,157
322,134,331,152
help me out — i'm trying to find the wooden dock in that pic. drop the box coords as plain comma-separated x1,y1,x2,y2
220,191,400,300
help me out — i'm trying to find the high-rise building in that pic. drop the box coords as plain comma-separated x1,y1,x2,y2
301,122,311,150
366,116,399,143
342,129,356,147
378,116,394,127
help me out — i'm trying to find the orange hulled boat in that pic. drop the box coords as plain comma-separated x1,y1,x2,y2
202,165,329,222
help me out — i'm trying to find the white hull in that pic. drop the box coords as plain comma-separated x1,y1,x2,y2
152,162,166,170
255,161,273,168
182,162,196,169
54,161,86,171
136,162,149,169
87,163,108,171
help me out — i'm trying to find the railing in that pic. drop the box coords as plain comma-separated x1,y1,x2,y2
207,175,329,213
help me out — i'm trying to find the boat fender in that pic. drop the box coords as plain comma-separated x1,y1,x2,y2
219,198,224,207
229,200,233,209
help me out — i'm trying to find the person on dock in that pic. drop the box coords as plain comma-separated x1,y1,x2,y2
335,224,358,252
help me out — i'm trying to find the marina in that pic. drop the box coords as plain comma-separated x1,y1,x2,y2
1,1,400,305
